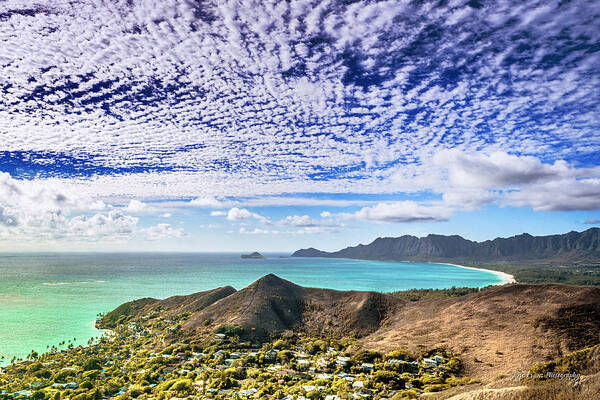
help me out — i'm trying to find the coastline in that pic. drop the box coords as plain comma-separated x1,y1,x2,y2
443,263,517,284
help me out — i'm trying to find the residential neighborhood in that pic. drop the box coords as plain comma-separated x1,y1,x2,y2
0,312,470,400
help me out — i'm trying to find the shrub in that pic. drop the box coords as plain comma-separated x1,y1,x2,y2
421,373,443,385
372,370,404,389
305,339,327,355
215,324,244,336
385,350,412,361
83,358,102,371
444,357,462,374
31,391,45,400
423,383,447,392
277,350,295,362
128,384,145,398
171,379,193,392
353,350,381,363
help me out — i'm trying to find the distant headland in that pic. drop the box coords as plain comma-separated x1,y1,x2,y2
292,228,600,266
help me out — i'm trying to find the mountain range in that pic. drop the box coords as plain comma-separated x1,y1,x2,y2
292,228,600,265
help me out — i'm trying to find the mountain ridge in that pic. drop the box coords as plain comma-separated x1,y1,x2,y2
292,228,600,265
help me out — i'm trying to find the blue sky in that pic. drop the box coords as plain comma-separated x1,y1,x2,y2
0,0,598,251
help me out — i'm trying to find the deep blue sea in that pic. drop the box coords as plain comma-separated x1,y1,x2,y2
0,252,505,365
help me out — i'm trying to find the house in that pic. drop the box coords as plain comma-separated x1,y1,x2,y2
360,362,374,372
302,385,317,392
325,396,341,400
265,349,278,360
422,358,438,367
65,382,79,389
239,388,258,397
352,381,365,390
213,350,226,359
336,356,351,367
317,373,331,380
317,358,330,368
433,355,444,364
215,333,227,341
229,351,243,359
386,358,404,365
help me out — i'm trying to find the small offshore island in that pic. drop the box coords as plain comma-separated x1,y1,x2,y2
2,274,600,400
241,252,265,259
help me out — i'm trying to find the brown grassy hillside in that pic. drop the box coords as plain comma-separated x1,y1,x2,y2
100,285,236,327
182,273,403,339
361,283,600,380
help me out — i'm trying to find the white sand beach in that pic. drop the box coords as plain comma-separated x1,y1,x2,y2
445,263,517,284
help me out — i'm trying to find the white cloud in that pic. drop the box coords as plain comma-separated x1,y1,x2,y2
0,0,594,209
67,211,139,240
0,172,184,242
0,207,18,227
144,223,185,241
433,149,576,188
341,201,452,224
0,0,596,239
278,215,342,233
280,215,319,227
502,178,600,211
190,197,226,208
125,199,152,213
431,150,600,213
238,227,279,235
210,210,227,216
292,226,341,234
226,207,268,223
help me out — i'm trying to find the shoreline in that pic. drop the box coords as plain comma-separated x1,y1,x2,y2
443,263,517,284
297,255,518,286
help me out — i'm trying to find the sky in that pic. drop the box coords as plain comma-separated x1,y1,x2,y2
0,0,599,252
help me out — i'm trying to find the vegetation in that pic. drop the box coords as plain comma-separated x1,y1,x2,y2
0,310,472,400
529,344,600,377
480,264,600,286
389,286,482,301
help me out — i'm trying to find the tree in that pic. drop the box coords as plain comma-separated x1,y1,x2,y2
31,391,45,400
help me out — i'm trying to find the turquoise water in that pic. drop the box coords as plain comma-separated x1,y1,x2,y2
0,253,505,365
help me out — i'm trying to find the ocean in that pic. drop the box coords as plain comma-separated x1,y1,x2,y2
0,252,506,364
